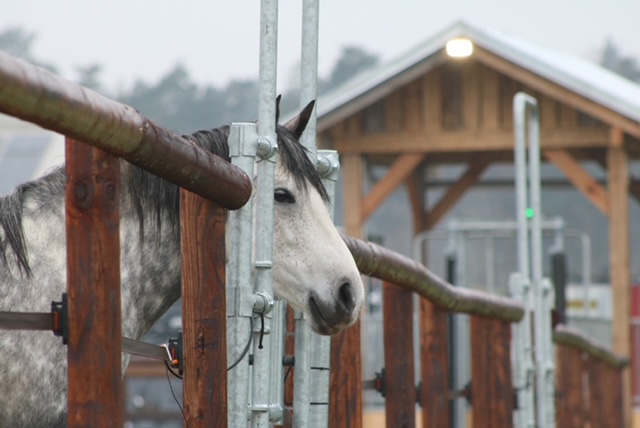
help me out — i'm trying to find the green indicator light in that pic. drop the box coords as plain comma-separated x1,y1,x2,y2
525,208,534,219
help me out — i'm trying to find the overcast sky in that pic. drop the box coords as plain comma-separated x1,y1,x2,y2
5,0,640,92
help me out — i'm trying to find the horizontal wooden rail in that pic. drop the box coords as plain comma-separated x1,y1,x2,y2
341,234,524,322
553,324,629,368
0,52,251,210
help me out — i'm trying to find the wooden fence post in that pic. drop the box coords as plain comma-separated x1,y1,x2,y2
420,300,450,427
180,189,227,427
65,138,123,427
555,345,586,428
470,316,513,428
383,282,416,427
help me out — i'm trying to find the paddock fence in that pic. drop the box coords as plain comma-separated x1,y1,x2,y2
330,234,628,428
0,49,246,426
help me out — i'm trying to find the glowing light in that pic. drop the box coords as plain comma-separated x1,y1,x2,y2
526,208,535,219
446,38,473,58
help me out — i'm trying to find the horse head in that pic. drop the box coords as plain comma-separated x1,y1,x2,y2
270,102,364,335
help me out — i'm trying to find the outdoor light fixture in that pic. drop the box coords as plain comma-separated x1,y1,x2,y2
446,38,473,58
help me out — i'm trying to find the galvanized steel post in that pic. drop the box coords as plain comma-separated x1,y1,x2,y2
293,0,322,426
228,123,260,428
513,92,556,427
251,0,282,426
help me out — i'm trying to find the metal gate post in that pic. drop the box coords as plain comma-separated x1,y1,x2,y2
513,92,556,427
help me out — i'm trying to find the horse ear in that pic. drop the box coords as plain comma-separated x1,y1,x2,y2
275,94,282,125
284,100,316,139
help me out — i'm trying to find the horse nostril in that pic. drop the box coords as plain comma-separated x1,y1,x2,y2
338,282,356,314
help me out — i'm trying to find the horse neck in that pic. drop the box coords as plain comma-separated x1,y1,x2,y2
119,163,183,339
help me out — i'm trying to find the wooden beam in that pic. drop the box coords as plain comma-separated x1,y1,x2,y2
462,61,480,130
406,167,426,232
335,128,610,154
473,47,640,138
543,149,609,215
425,156,491,229
608,137,631,427
361,153,427,222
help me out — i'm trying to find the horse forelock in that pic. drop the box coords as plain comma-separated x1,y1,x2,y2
276,125,330,203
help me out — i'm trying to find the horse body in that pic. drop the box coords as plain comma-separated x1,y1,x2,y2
0,106,364,427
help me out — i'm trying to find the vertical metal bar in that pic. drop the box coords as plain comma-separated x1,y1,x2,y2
252,0,280,426
295,2,322,426
65,138,123,427
307,150,340,428
228,123,259,428
514,92,556,427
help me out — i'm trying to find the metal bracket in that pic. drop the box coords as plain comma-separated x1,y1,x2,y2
51,293,69,345
168,331,183,375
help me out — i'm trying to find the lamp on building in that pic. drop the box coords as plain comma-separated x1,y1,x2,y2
446,38,473,58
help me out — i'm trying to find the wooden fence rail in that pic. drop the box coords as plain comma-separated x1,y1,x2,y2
337,235,626,428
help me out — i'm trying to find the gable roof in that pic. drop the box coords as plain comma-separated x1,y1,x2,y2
316,20,640,132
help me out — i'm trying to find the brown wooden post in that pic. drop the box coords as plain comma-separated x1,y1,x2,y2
470,316,514,428
383,282,416,428
65,137,123,427
330,153,363,428
587,357,606,427
601,363,624,428
555,345,586,428
608,128,631,426
420,300,450,427
180,189,227,427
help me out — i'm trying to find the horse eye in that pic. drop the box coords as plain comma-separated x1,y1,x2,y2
274,188,296,204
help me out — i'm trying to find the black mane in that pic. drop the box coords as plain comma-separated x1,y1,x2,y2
0,124,329,276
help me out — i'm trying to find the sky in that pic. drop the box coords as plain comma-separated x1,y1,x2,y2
5,0,640,93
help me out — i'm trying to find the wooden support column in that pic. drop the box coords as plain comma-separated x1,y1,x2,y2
383,282,416,428
470,317,513,428
180,190,227,427
555,346,586,428
330,153,363,428
65,138,123,427
608,127,631,426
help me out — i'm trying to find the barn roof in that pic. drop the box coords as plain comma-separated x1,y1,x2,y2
316,20,640,131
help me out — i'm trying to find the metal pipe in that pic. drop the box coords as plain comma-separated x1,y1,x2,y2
309,150,340,428
251,1,281,426
0,52,251,210
227,123,259,428
294,2,323,426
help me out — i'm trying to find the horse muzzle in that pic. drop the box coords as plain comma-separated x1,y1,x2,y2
307,282,361,336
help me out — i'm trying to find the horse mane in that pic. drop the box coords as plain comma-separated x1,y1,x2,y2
0,123,328,277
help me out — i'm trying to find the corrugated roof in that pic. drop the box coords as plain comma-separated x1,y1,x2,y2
317,20,640,131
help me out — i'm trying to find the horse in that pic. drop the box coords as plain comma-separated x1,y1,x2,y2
0,101,365,427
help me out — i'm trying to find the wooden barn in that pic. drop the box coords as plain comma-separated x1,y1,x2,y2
316,20,640,425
